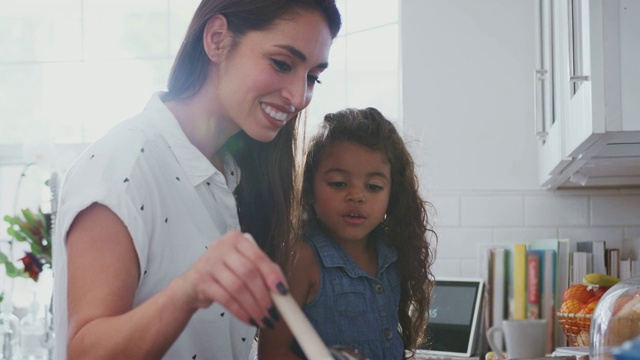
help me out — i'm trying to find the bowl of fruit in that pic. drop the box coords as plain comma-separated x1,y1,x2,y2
558,273,620,346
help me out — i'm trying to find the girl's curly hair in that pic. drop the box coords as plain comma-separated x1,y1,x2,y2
301,107,437,356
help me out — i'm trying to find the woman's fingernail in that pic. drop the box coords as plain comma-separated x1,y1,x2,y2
277,282,288,295
263,317,275,329
250,318,258,327
268,305,280,322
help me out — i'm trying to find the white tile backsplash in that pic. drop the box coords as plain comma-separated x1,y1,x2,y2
493,227,559,243
431,190,640,278
525,195,590,226
460,259,482,278
626,227,640,239
434,228,493,260
461,196,523,227
432,259,463,278
430,195,460,227
591,195,640,225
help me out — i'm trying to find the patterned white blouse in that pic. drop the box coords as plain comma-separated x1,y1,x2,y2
53,92,255,359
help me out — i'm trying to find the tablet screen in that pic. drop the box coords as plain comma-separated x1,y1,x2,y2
419,278,484,357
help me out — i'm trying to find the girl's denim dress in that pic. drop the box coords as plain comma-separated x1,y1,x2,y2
299,224,404,360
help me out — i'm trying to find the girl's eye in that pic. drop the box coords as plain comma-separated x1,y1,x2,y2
367,184,384,192
328,181,346,189
271,59,292,73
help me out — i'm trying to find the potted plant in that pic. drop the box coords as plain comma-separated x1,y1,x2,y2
1,207,52,285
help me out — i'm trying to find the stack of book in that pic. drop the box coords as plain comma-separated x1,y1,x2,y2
481,239,624,354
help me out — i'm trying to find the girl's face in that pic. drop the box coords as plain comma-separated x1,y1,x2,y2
215,10,333,142
312,141,391,246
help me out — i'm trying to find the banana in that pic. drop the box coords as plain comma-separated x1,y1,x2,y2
583,273,621,287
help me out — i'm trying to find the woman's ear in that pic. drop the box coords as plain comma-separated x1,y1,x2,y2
203,14,231,64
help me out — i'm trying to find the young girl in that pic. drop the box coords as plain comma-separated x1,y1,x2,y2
258,108,437,359
53,1,341,359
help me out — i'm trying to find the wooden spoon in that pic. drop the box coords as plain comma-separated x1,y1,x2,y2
243,233,334,360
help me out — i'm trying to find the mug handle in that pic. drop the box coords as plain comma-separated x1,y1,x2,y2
486,326,506,359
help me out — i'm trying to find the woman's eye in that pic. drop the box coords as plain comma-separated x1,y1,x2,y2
307,74,321,85
271,59,291,73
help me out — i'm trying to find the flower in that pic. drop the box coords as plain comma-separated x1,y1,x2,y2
19,252,44,282
1,207,52,282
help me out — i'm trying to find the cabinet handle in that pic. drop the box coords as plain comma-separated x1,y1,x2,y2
534,69,548,141
570,75,590,82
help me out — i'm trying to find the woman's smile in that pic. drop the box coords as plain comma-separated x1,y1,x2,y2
260,102,295,129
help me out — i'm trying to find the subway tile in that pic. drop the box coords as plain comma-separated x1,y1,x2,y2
558,227,625,251
430,195,460,227
525,195,589,226
461,195,523,227
493,228,559,243
591,195,640,226
461,259,483,278
433,228,493,260
625,227,640,239
431,259,462,279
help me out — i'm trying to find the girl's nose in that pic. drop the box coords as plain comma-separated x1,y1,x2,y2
347,190,365,203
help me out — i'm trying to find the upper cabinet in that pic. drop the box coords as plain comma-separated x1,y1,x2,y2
535,0,640,189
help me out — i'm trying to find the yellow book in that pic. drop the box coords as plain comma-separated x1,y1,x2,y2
512,243,527,320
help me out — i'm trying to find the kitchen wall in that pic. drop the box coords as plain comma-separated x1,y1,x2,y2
400,0,640,278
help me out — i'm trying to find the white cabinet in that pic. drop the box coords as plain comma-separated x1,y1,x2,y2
535,0,640,189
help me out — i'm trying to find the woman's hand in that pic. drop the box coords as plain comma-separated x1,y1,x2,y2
67,206,286,359
176,230,287,328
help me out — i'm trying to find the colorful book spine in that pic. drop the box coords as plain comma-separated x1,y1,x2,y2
541,249,556,354
527,251,541,319
511,243,527,320
490,248,507,351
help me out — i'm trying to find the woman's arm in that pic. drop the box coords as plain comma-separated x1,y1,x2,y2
66,203,284,359
257,240,320,359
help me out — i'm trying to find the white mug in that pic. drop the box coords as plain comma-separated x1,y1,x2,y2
486,319,547,359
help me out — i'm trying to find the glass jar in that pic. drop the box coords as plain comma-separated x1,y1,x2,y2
591,277,640,360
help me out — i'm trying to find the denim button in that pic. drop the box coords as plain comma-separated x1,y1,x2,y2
384,330,393,340
375,284,384,293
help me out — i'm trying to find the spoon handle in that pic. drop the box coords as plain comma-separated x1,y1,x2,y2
242,233,333,360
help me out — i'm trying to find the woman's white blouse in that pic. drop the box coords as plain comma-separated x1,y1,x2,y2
53,93,255,359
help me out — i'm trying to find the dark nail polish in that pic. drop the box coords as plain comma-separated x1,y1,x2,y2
263,316,275,329
268,305,280,322
277,282,289,295
250,318,258,327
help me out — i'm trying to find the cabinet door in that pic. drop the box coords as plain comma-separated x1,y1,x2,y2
563,0,601,157
536,0,571,186
537,0,607,187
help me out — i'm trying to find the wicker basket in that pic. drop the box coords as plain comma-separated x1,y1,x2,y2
557,312,592,346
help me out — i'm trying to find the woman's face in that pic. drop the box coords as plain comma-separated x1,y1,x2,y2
216,9,333,142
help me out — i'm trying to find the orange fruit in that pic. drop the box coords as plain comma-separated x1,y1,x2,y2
591,286,609,300
560,299,585,334
577,300,598,330
563,284,594,304
561,299,585,314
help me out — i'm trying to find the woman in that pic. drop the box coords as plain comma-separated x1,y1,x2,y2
52,0,341,358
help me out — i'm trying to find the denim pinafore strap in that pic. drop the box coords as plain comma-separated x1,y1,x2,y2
301,224,404,360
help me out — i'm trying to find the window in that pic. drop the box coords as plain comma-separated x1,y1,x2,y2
306,0,400,133
0,0,399,306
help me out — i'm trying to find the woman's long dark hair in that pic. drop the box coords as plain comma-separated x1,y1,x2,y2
301,108,437,357
162,0,341,270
